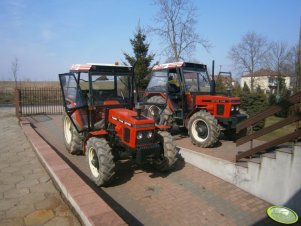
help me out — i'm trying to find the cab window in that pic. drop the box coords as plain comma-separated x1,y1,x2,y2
146,71,168,92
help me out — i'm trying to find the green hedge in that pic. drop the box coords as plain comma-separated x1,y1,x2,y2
240,84,268,131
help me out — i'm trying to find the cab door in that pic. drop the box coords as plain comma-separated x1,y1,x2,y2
59,73,88,132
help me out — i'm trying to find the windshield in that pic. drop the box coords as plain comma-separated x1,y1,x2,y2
146,71,168,92
183,69,210,92
77,73,131,106
78,73,129,97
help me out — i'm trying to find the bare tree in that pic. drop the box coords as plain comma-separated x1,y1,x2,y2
266,41,294,74
265,41,295,97
11,57,20,89
228,32,269,91
150,0,210,61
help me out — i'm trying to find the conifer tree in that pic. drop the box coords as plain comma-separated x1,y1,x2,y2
232,81,242,97
123,25,155,90
215,76,226,94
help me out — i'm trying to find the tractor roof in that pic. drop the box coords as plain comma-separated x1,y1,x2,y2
152,62,207,71
70,63,132,75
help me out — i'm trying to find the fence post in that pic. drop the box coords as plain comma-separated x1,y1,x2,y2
15,88,21,119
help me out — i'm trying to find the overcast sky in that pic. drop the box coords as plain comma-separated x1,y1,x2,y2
0,0,300,81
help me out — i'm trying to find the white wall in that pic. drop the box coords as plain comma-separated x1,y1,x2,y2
241,76,269,92
240,76,291,92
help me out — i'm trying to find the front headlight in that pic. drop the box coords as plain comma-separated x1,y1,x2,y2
147,131,153,139
137,132,143,140
231,106,235,111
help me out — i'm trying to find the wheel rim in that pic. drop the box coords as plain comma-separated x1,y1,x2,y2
88,147,100,178
64,116,72,144
148,105,162,119
191,119,209,142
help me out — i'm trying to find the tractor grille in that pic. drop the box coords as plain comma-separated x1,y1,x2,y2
124,128,130,142
136,143,161,164
217,104,224,115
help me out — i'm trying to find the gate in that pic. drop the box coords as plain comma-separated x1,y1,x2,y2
16,88,64,117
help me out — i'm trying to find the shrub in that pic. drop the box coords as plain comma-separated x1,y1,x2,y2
240,85,267,130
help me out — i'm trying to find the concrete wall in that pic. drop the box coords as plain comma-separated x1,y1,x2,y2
179,143,301,215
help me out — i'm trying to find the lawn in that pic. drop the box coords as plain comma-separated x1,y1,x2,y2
258,116,298,142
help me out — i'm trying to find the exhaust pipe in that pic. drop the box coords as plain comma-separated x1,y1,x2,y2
210,60,216,95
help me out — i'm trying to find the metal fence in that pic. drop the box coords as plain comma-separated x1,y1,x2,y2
16,88,64,117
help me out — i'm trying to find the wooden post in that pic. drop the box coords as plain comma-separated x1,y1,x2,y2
15,88,21,119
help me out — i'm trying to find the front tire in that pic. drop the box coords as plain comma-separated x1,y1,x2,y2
188,111,219,148
86,137,115,186
63,113,83,155
154,131,178,172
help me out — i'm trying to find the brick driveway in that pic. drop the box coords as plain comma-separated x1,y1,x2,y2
28,115,284,226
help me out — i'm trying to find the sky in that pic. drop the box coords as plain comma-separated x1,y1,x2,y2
0,0,300,81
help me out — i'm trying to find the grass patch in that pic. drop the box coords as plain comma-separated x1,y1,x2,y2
0,92,14,104
258,116,297,142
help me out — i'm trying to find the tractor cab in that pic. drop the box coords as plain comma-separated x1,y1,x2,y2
145,62,213,123
59,63,135,132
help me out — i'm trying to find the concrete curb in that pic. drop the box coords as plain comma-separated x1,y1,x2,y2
20,119,127,226
178,146,244,185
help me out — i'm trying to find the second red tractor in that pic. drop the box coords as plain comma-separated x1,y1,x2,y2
144,62,249,148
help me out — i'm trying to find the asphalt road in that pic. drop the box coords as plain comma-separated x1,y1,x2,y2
27,114,276,226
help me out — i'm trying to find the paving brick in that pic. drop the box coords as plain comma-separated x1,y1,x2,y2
0,109,81,226
29,181,57,194
16,178,39,188
19,192,46,205
5,204,35,218
80,201,112,218
34,195,61,210
58,177,86,194
0,199,19,211
67,183,94,198
0,217,24,226
4,187,30,199
73,192,101,207
44,216,75,226
24,209,54,225
89,211,127,226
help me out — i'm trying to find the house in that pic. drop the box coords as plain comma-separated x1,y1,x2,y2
240,69,291,94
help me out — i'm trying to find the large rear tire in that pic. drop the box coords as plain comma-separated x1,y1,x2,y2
86,137,115,186
154,131,178,172
188,111,219,148
145,96,173,125
63,113,83,155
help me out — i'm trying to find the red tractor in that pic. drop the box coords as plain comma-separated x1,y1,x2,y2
143,62,248,148
59,63,177,186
